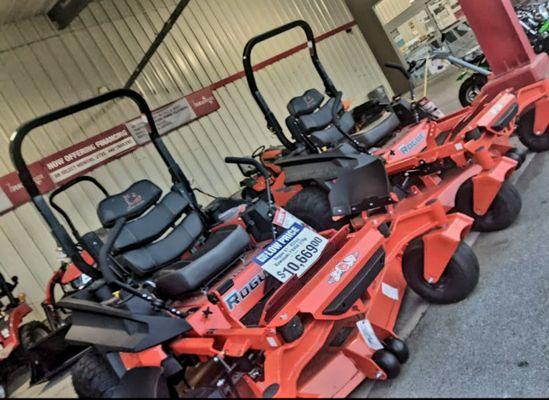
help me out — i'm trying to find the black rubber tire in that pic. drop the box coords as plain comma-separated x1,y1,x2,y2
284,186,347,231
517,108,549,152
505,149,527,169
402,239,479,304
372,350,401,379
71,350,119,398
383,337,409,364
455,180,522,232
459,75,487,107
19,321,50,351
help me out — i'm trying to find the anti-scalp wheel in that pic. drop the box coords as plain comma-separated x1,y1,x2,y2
383,337,409,364
372,350,401,379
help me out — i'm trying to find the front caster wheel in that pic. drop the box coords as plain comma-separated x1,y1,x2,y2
372,350,401,379
384,337,409,364
455,180,522,232
403,239,479,304
517,107,549,152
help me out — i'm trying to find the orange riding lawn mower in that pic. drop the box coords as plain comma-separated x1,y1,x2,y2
9,88,483,398
0,272,48,397
0,264,88,397
239,21,548,235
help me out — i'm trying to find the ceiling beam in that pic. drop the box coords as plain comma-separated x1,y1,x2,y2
47,0,92,30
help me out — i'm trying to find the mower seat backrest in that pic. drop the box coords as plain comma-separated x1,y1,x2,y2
287,89,345,133
287,88,324,116
97,180,162,228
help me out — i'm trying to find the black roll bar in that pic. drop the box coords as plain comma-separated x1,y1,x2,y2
243,20,338,150
49,176,110,241
9,88,195,278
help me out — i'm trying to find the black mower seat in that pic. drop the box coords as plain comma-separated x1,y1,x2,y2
286,89,398,150
350,112,400,148
117,211,204,277
154,226,251,298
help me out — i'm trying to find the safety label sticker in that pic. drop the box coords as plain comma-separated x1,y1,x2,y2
382,282,400,301
357,319,384,351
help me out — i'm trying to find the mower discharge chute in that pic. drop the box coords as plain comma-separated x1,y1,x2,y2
9,88,480,398
240,20,525,234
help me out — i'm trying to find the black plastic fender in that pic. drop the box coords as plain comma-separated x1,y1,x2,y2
112,367,169,398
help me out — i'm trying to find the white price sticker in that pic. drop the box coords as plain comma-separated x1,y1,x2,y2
356,319,384,351
254,223,328,283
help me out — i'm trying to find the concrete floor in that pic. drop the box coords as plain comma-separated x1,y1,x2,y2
12,69,549,398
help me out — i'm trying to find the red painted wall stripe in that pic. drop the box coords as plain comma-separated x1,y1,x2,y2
0,21,357,215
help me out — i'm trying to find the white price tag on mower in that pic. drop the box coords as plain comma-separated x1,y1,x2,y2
254,223,328,283
357,319,384,351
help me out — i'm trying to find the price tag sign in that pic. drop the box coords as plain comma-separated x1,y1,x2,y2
254,223,328,283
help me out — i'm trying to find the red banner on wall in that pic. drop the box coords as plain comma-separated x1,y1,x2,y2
0,163,54,208
0,88,220,215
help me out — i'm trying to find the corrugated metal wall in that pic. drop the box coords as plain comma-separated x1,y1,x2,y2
0,0,391,316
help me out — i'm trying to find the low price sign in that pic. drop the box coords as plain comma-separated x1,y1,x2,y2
254,223,328,283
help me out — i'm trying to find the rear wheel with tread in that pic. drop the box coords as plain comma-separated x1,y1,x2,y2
19,321,50,351
402,239,479,304
71,350,119,398
284,186,347,231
